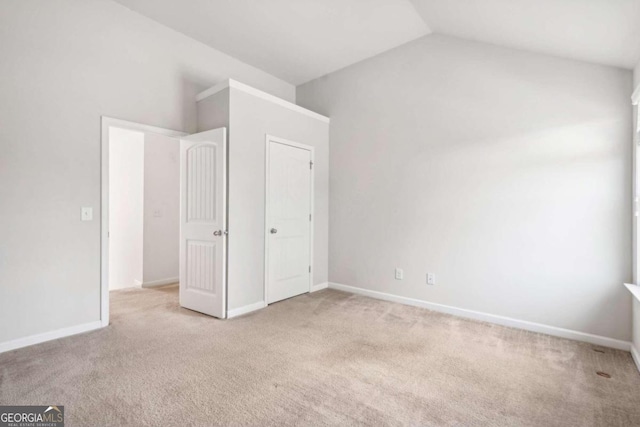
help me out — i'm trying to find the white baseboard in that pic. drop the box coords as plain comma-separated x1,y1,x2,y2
328,282,631,351
142,277,179,288
0,321,104,354
310,282,329,293
227,301,266,319
227,283,329,318
631,344,640,372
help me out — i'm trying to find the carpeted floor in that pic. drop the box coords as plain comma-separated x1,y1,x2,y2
1,285,640,426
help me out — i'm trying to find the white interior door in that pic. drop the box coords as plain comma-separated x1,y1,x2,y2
266,138,313,304
179,128,226,318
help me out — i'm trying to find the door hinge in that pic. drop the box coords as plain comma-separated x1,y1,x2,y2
309,266,311,273
309,213,312,221
310,161,313,169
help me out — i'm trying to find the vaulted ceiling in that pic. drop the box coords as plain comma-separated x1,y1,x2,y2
112,0,430,85
411,0,640,71
114,0,640,85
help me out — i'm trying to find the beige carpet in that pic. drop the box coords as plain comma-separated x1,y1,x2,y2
1,286,640,426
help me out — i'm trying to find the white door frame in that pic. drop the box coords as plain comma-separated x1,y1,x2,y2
633,87,639,284
264,134,315,304
100,117,187,327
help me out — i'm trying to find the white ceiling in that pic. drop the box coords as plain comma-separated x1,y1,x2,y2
113,0,430,85
113,0,640,86
410,0,640,70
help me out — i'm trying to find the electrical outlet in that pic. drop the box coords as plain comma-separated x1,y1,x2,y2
427,273,435,285
395,268,404,280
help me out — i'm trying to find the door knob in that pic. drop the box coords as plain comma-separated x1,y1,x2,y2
213,230,222,236
270,228,278,234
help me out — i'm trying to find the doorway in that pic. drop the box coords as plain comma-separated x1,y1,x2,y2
101,118,185,326
100,118,228,326
264,136,314,304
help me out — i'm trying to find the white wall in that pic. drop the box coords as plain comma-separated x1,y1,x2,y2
0,0,294,345
143,133,180,285
297,35,633,341
108,128,144,290
197,87,329,311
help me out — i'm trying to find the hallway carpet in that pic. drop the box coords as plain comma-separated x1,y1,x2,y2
1,285,639,426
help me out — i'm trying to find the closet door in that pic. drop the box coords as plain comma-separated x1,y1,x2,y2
179,128,227,318
265,137,313,304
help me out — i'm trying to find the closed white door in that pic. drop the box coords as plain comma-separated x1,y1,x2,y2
179,128,226,318
266,138,313,304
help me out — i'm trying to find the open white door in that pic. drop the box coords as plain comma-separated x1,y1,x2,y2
266,137,313,304
179,128,226,318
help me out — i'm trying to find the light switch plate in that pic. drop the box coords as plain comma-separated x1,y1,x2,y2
81,207,93,221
